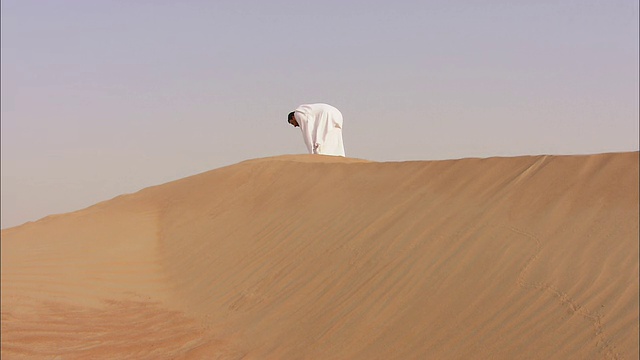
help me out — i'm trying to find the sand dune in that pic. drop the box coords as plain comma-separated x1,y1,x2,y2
2,152,638,359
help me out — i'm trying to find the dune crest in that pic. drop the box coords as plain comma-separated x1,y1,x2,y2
240,153,371,164
2,152,638,359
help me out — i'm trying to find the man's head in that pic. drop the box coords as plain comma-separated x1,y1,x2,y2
288,111,299,127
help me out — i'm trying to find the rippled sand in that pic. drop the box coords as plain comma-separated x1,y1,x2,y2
2,152,638,359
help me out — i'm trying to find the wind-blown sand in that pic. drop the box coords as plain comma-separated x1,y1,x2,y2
2,152,638,359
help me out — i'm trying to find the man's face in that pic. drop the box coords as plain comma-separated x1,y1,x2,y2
289,116,299,127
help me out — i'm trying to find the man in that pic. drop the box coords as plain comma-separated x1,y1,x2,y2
287,103,345,157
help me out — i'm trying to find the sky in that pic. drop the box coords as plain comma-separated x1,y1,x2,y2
2,0,639,229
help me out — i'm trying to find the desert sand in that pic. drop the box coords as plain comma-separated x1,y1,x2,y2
1,152,638,359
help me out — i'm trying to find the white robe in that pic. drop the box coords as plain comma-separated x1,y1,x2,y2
293,103,345,157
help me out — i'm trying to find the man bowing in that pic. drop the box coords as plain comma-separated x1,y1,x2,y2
287,103,345,157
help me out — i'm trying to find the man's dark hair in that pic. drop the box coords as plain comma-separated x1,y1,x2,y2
288,111,295,123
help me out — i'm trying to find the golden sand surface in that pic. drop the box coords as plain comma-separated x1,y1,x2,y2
2,152,638,359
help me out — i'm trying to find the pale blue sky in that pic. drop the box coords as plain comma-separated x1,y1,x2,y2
2,0,638,228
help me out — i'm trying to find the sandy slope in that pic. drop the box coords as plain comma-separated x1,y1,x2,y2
1,152,638,359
